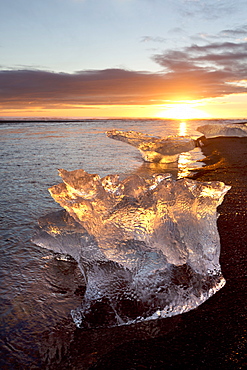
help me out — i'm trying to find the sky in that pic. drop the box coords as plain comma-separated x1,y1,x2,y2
0,0,247,119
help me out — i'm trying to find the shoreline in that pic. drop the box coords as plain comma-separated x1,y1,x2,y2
0,118,246,123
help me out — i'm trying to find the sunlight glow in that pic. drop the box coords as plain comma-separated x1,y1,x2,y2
2,94,247,119
157,103,211,120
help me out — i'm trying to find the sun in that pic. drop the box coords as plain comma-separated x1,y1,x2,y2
157,103,210,120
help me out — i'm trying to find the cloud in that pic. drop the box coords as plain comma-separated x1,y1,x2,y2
141,36,167,43
1,40,246,111
190,24,247,43
219,25,247,40
152,41,247,97
180,0,244,20
0,69,172,108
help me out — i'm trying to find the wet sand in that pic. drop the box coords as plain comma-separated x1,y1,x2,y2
89,137,247,369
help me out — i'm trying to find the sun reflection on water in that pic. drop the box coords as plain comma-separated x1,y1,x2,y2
179,121,187,136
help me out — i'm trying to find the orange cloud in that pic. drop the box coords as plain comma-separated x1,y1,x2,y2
0,41,246,118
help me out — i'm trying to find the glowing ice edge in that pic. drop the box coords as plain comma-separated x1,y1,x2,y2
150,276,226,319
106,129,196,163
71,278,226,328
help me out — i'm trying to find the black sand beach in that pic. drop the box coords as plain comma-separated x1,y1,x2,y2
87,137,247,369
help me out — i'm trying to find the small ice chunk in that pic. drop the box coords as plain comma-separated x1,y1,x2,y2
106,129,196,163
197,123,247,138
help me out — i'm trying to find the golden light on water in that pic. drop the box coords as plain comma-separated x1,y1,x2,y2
179,121,187,136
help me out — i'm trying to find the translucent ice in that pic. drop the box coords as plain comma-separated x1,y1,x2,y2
106,129,196,163
33,169,230,328
197,123,247,138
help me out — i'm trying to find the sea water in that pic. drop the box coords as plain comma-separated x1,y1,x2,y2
0,118,245,368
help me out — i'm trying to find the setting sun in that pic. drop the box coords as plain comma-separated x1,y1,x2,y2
157,103,211,120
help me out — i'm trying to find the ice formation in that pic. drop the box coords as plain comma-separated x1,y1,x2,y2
197,123,247,138
33,169,230,329
106,129,196,163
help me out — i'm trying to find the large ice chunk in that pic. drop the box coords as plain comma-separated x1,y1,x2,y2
106,129,196,163
197,123,247,138
33,169,230,328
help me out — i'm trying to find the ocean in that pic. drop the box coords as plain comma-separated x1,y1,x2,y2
0,118,246,369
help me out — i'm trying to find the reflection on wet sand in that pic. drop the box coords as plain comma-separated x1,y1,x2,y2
178,148,205,178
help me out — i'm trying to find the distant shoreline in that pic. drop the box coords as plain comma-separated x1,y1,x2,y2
0,119,86,123
0,118,99,123
0,118,246,124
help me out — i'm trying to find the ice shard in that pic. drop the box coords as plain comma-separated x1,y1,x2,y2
106,129,196,163
33,169,230,328
197,123,247,138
